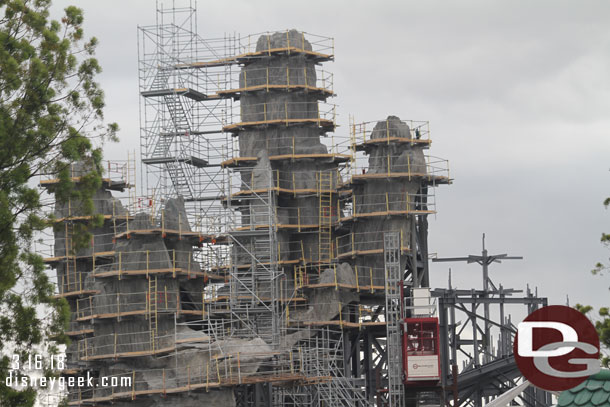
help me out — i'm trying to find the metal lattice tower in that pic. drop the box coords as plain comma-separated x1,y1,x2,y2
226,166,282,345
138,0,235,231
433,236,550,407
385,232,406,407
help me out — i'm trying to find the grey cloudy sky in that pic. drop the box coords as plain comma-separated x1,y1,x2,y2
51,0,610,312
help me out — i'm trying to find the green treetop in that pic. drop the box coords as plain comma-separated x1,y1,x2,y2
0,1,117,405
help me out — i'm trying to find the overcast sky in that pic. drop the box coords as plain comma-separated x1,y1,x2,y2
50,0,610,314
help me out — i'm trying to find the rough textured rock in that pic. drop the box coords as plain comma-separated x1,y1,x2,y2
348,116,426,282
163,196,191,232
291,264,359,324
367,116,426,174
238,31,327,159
54,187,220,405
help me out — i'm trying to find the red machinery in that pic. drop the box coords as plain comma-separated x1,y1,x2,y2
402,317,441,384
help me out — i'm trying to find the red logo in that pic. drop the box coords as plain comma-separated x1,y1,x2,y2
514,305,600,391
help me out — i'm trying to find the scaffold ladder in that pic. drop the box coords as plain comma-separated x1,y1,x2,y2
152,133,174,158
148,68,173,159
148,275,158,352
313,328,372,407
164,94,190,134
64,222,73,256
318,170,333,264
165,160,193,198
151,67,171,91
126,151,137,206
228,168,280,345
145,68,196,199
384,232,405,407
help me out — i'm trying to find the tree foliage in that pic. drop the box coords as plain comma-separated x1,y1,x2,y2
577,196,610,368
576,304,609,368
0,1,116,405
593,197,610,275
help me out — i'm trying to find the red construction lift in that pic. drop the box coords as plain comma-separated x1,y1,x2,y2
402,316,441,385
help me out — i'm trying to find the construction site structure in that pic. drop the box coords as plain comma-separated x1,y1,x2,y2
432,236,551,407
37,2,551,407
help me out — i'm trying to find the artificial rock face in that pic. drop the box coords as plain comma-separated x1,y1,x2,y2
238,30,328,159
348,116,427,282
52,184,241,404
290,263,359,324
233,29,343,311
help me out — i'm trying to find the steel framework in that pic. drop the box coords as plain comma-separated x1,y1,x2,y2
432,235,551,407
37,2,550,407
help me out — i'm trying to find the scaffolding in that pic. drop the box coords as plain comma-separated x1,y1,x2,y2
66,326,343,405
138,0,234,228
225,164,282,346
34,3,552,407
385,233,405,407
432,237,551,407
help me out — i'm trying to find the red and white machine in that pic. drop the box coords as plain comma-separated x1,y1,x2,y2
402,288,441,385
402,317,441,384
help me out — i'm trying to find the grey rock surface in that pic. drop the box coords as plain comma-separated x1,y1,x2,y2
349,116,425,281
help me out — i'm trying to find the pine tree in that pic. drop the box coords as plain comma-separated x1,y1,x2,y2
0,1,116,405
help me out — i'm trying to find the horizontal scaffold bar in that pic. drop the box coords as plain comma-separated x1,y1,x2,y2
114,228,229,244
39,177,132,191
336,247,411,259
174,46,334,70
290,320,386,329
66,374,328,405
140,87,218,101
142,155,210,168
221,153,350,168
339,209,436,223
51,214,132,223
219,83,333,98
92,267,225,280
75,308,204,322
52,289,100,299
345,172,451,185
43,250,115,264
65,328,94,337
354,137,432,151
223,118,335,133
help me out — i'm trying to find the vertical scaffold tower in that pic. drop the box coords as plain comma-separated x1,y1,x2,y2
221,28,340,344
219,29,357,406
138,0,235,233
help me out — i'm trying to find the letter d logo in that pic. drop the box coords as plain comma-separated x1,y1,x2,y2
517,321,578,357
514,305,600,392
